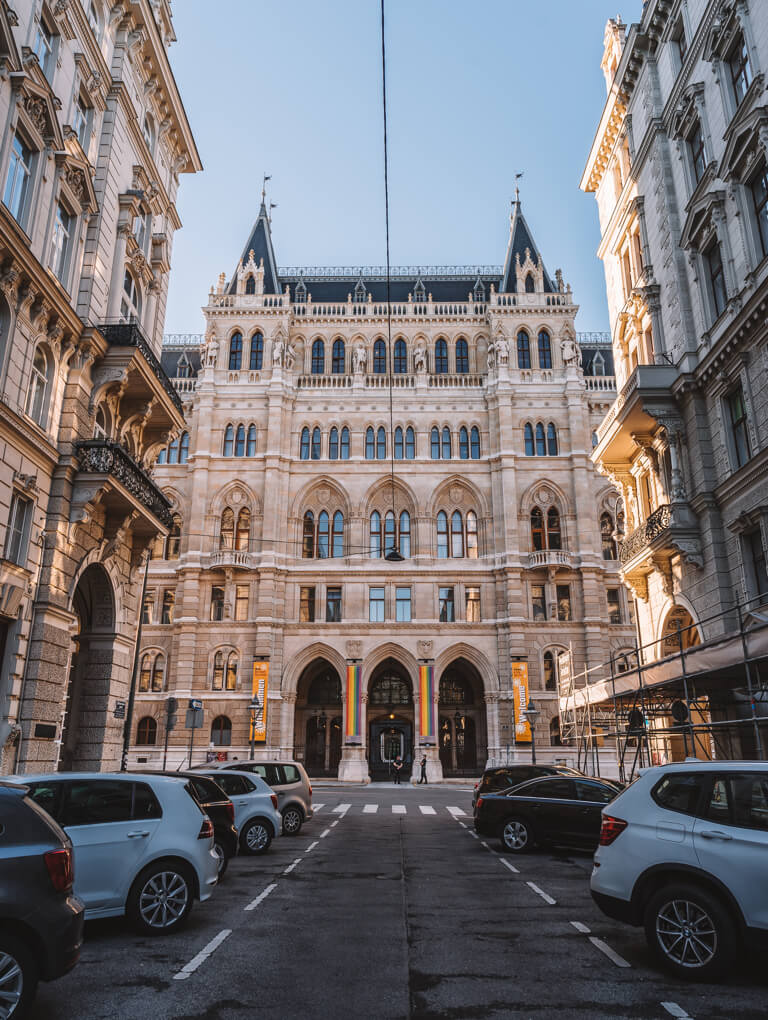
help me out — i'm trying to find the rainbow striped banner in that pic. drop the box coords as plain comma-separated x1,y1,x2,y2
345,662,362,743
419,663,435,742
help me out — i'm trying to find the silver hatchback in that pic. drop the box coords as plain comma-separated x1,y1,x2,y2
213,761,313,836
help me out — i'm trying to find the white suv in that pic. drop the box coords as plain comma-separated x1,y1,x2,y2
591,761,768,980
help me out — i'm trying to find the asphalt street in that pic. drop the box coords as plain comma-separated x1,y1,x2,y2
29,785,768,1020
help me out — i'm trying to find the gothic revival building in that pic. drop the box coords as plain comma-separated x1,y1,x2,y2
0,0,200,772
131,197,633,780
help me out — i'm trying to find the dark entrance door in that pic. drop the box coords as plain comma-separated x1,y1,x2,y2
369,719,413,782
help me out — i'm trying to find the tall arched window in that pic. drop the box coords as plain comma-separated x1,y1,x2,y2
466,510,478,558
525,273,535,293
167,436,180,464
547,507,562,550
405,427,415,459
456,338,469,373
311,426,321,460
517,330,531,369
136,716,157,746
547,422,558,456
317,510,330,558
26,346,51,426
365,427,375,459
235,424,246,457
451,511,464,557
151,654,165,692
229,332,243,371
223,424,234,456
166,515,181,560
459,427,469,459
245,274,256,294
470,426,481,459
373,339,386,374
435,338,448,374
311,338,325,374
250,332,263,370
211,715,232,746
332,511,344,557
121,269,141,321
538,330,552,369
179,431,190,463
329,426,339,459
393,338,407,374
376,426,386,460
340,426,350,459
400,510,411,557
543,651,557,691
302,511,315,558
531,507,545,550
431,427,440,459
300,426,310,460
236,508,250,551
384,511,396,556
225,652,238,690
247,425,257,456
601,512,617,560
394,426,404,460
212,651,224,689
332,338,345,374
535,422,546,456
441,427,452,460
436,511,448,558
220,507,235,549
524,423,534,456
139,653,165,692
370,510,382,558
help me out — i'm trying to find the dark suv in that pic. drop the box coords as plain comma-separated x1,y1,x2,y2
472,764,582,808
0,781,84,1017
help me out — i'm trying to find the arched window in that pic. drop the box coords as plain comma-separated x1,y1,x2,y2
229,332,243,371
139,653,151,692
456,337,469,374
441,426,452,460
550,717,562,746
166,514,181,560
317,510,330,558
466,510,478,559
332,338,345,374
373,339,386,374
384,511,396,556
156,446,167,465
235,424,246,457
591,430,599,448
247,425,257,456
547,422,558,456
525,273,535,293
151,654,165,692
340,427,350,459
143,113,156,153
601,512,617,560
212,651,224,690
211,715,232,747
136,716,157,746
249,332,263,370
470,426,481,459
431,427,440,459
236,508,250,551
220,507,234,549
531,507,545,550
524,423,534,456
223,424,235,457
400,510,411,557
538,330,552,369
332,511,344,558
376,426,386,460
543,651,557,692
365,427,375,459
26,346,51,426
405,427,415,459
329,426,339,459
394,426,404,460
179,431,190,463
547,507,562,550
459,426,469,460
225,652,238,691
436,511,448,558
592,351,605,376
167,436,180,464
302,511,315,558
121,269,141,321
311,426,321,460
535,422,546,456
300,426,310,460
517,330,531,369
435,338,448,374
451,510,464,557
245,274,256,295
393,338,407,374
370,510,382,558
311,338,325,374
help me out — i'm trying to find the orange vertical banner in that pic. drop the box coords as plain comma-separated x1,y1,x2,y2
251,660,269,742
512,661,531,742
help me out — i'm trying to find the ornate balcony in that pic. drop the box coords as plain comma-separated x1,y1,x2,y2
99,322,184,416
618,503,702,600
207,549,257,570
527,549,573,569
72,441,173,534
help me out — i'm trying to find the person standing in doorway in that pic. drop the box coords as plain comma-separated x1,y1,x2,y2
419,754,427,784
393,755,403,784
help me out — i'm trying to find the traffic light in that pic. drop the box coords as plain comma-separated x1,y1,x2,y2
166,696,178,731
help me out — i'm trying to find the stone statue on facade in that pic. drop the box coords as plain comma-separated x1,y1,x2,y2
272,337,285,366
561,336,581,366
413,342,427,373
204,335,218,367
353,343,366,374
284,341,296,370
496,336,509,366
486,339,496,370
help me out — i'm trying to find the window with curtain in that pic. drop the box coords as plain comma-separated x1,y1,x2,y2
400,511,411,557
340,427,350,459
329,426,339,459
370,510,382,558
517,330,531,369
249,332,263,370
376,426,386,459
436,511,448,558
365,427,375,459
311,338,325,374
531,507,545,550
223,425,234,457
537,330,552,369
229,333,243,370
431,427,440,459
300,427,310,460
441,427,451,460
302,511,315,558
524,423,534,456
470,427,480,459
247,425,257,456
236,508,250,550
235,424,246,457
332,338,345,374
394,426,404,460
220,507,235,549
547,423,558,456
332,511,344,557
601,512,617,560
459,427,469,459
535,422,546,456
212,651,224,689
435,338,448,373
373,339,386,374
393,338,407,373
225,653,238,690
456,338,469,373
405,427,415,459
317,511,329,558
311,426,321,460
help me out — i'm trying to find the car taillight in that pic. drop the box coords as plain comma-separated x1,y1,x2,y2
198,817,214,840
45,847,74,893
308,783,312,797
476,797,484,810
270,794,278,810
599,815,627,846
225,802,235,824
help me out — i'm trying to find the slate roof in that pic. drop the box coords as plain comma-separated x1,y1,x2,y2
160,347,201,377
500,200,556,294
228,201,281,295
581,347,615,376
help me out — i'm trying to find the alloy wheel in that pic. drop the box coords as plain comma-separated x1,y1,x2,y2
655,897,717,969
246,823,269,852
138,871,190,930
0,951,23,1020
502,820,529,850
213,842,226,875
283,809,302,835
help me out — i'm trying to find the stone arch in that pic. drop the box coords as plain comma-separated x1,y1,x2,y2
434,642,498,693
656,598,702,659
209,480,262,519
68,548,124,627
519,478,571,517
289,475,351,520
282,642,348,697
436,653,489,773
363,642,419,690
360,475,418,517
427,474,489,520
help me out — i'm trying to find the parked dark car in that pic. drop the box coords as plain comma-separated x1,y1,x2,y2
472,764,583,809
474,775,621,852
0,781,84,1018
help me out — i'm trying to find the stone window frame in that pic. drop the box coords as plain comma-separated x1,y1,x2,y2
704,0,763,126
709,358,760,479
728,506,768,607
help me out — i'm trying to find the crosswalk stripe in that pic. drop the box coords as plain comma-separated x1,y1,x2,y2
392,804,406,814
419,805,436,815
363,804,378,813
332,803,351,814
313,804,325,811
447,806,466,817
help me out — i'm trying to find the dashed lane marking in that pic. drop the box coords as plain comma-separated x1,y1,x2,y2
480,841,489,849
458,821,467,828
392,805,406,814
363,804,379,813
305,841,319,852
320,828,331,838
661,1004,692,1019
500,858,519,874
419,805,436,815
283,858,302,875
332,803,351,814
526,881,556,905
244,882,277,912
330,819,339,827
447,806,466,816
174,929,232,980
588,936,631,968
570,921,591,934
468,831,479,839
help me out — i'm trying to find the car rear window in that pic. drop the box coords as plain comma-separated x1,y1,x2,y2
62,780,133,826
248,764,281,786
282,765,301,785
517,778,575,800
652,773,707,816
704,773,768,831
25,781,65,822
214,774,247,797
575,780,616,804
188,777,226,804
133,782,163,820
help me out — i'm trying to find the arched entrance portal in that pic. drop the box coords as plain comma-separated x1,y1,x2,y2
438,659,487,775
60,564,116,771
660,605,701,658
294,659,343,777
368,658,414,781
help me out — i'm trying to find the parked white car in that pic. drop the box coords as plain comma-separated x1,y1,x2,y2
10,773,219,935
591,760,768,980
198,770,283,854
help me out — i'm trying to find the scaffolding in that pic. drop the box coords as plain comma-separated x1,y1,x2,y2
558,596,768,782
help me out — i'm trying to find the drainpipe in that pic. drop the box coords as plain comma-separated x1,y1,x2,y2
121,550,150,771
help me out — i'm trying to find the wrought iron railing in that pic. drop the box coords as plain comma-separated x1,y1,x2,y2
75,441,173,529
100,322,184,415
618,504,672,564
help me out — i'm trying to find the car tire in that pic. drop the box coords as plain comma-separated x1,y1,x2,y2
0,933,37,1019
643,882,737,981
282,806,303,836
240,818,273,855
127,861,195,936
499,817,534,853
213,839,229,878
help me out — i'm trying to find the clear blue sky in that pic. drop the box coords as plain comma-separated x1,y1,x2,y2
164,0,642,336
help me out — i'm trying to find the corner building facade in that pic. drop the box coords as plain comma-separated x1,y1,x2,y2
134,201,633,780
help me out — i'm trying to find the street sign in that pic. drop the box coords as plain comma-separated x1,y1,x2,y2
114,700,126,720
185,708,204,729
189,699,203,711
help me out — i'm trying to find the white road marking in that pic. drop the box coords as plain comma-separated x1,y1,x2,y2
313,803,324,811
419,805,436,815
480,841,489,849
458,821,467,828
283,858,302,875
661,1004,692,1019
468,830,479,839
500,858,519,874
363,804,378,813
392,805,406,814
305,841,319,852
447,806,466,816
526,881,556,905
320,828,331,838
174,929,232,980
570,921,591,934
589,936,631,968
244,882,277,912
330,819,339,827
332,803,351,814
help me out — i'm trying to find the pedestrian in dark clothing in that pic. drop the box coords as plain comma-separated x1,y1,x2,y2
419,755,428,784
392,756,403,784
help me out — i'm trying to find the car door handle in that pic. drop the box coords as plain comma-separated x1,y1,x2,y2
127,830,150,838
699,830,733,840
236,800,249,806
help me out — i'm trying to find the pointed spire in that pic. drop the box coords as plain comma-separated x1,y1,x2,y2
500,193,555,294
229,180,280,295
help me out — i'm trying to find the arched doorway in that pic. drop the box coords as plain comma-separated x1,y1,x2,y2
368,658,413,781
438,659,487,775
60,564,116,771
294,659,343,777
660,605,701,658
